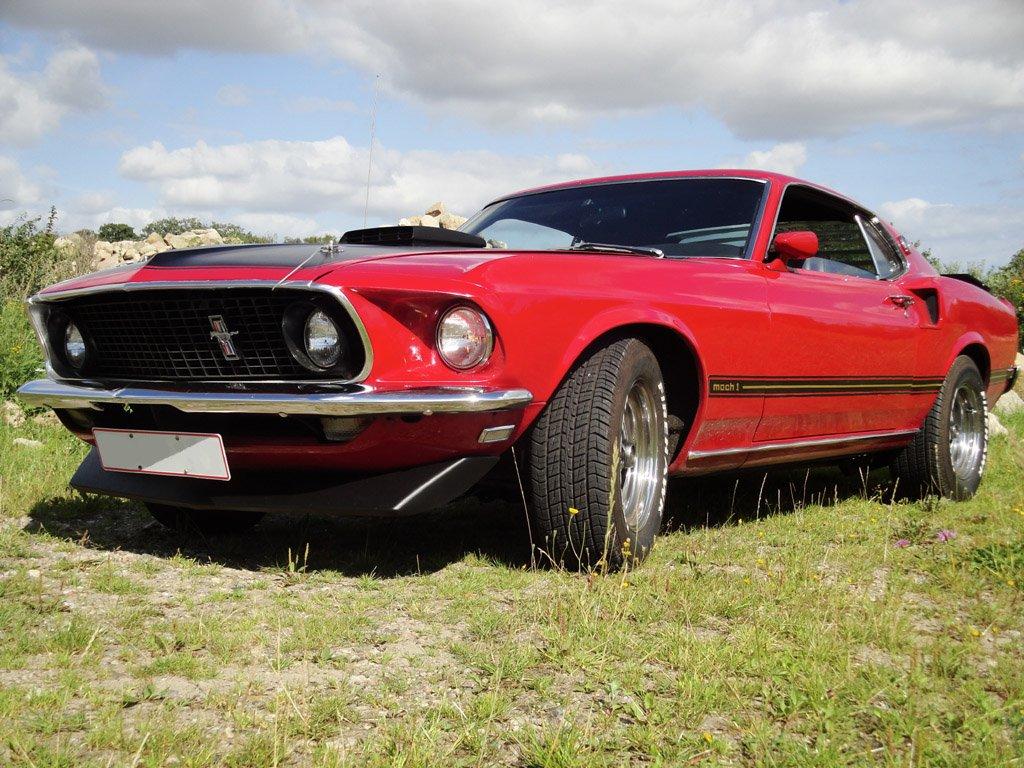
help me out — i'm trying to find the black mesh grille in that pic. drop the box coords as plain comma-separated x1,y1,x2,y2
64,289,359,382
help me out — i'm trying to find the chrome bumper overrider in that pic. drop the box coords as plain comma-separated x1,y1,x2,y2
17,379,533,417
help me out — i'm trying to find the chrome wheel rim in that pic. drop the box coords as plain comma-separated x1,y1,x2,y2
618,377,661,531
948,383,985,479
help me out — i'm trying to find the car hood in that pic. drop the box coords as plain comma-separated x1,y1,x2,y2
145,241,489,269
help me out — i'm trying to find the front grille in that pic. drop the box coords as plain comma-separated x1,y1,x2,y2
63,289,363,382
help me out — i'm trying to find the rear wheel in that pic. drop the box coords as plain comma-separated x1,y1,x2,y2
891,355,988,500
145,503,265,536
527,338,669,570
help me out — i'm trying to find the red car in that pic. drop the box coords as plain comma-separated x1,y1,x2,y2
18,170,1020,568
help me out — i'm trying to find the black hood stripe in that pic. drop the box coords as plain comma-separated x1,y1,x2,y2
146,242,483,269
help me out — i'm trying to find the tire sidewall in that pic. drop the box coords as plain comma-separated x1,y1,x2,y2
934,359,987,499
607,341,669,562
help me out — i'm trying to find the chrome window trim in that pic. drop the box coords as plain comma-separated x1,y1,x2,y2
26,279,375,386
766,182,909,282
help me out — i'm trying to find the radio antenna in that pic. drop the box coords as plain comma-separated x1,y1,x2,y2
363,73,381,227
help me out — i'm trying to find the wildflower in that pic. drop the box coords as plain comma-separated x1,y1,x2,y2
935,529,956,542
756,558,766,567
969,626,981,638
1008,579,1016,588
894,539,911,548
702,732,713,744
568,507,579,517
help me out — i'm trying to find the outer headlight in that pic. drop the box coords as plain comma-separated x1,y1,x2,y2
436,306,493,370
64,321,87,370
304,310,341,368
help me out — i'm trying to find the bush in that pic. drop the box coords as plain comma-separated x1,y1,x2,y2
988,249,1024,339
140,217,271,244
0,300,43,400
0,208,79,300
97,223,137,242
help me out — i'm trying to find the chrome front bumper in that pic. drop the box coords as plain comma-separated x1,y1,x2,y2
17,379,533,417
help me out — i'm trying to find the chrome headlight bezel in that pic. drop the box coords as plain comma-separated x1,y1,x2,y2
436,305,494,371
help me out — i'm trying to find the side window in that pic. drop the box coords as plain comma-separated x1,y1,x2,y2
858,216,905,279
774,187,883,279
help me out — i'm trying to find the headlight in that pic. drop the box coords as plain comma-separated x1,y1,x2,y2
304,310,341,368
436,306,493,370
64,322,87,370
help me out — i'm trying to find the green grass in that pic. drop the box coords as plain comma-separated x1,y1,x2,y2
2,394,1023,765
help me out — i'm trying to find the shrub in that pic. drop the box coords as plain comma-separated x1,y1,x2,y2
97,223,137,242
0,208,79,300
141,217,206,236
0,299,43,400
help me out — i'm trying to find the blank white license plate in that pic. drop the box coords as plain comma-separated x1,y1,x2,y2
93,428,231,481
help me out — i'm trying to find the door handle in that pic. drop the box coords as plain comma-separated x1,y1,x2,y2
886,294,915,316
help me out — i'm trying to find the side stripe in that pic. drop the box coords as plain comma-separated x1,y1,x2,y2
708,376,944,398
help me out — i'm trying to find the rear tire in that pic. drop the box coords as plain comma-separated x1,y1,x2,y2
527,338,669,570
890,356,988,500
145,503,265,536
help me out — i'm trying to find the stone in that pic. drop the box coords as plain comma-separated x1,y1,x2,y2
994,390,1024,416
425,201,446,217
13,437,43,450
398,216,421,226
32,411,59,427
145,232,164,245
138,243,158,258
987,412,1008,438
164,232,200,249
195,228,223,245
418,214,439,228
438,213,467,230
3,401,25,428
93,240,114,257
54,234,83,253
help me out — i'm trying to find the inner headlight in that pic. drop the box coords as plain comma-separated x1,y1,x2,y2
64,322,87,370
436,306,493,370
304,310,341,368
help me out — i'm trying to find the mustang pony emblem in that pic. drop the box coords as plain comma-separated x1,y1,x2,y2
208,315,240,360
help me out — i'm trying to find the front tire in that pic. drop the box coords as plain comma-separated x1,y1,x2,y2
891,355,988,500
145,503,265,536
527,338,669,570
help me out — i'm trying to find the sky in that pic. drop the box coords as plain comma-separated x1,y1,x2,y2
0,0,1022,266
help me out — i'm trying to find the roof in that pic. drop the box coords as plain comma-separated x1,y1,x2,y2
488,168,851,208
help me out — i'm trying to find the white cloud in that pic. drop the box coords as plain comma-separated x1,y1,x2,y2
4,0,1022,139
0,45,107,145
216,84,251,107
727,142,807,176
880,197,1024,267
0,155,44,210
117,135,601,225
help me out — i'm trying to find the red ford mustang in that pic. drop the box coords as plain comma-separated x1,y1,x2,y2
18,170,1020,568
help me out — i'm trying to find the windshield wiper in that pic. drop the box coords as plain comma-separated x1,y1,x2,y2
568,242,665,258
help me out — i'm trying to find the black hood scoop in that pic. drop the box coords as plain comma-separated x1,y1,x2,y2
340,225,486,248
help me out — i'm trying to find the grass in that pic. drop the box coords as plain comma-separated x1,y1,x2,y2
1,395,1023,765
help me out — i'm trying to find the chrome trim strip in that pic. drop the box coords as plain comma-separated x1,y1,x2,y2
16,379,534,417
393,458,470,510
688,428,918,460
26,279,375,385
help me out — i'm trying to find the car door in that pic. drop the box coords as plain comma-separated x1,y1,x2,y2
755,187,922,442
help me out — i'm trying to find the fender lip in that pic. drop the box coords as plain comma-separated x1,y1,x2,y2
16,378,534,417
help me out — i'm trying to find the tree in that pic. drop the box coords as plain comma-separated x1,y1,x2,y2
97,223,137,242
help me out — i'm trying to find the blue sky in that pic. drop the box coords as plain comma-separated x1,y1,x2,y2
1,0,1022,266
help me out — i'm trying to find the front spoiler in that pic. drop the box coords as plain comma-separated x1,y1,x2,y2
17,379,533,417
70,449,499,516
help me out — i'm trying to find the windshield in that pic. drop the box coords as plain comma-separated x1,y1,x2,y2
462,177,766,258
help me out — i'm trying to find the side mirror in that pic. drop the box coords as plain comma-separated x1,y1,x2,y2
769,231,819,268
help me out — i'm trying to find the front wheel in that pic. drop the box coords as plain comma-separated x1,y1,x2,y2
145,503,265,536
891,355,988,500
527,338,669,570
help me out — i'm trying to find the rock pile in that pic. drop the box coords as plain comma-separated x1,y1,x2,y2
398,202,467,230
56,229,226,272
